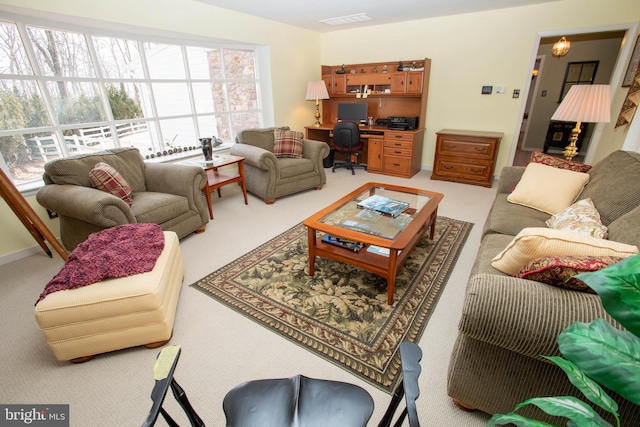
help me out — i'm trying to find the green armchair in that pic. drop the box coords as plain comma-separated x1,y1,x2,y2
229,127,330,204
36,147,209,250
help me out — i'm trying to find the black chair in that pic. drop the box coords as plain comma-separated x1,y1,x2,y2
332,121,367,175
142,342,423,427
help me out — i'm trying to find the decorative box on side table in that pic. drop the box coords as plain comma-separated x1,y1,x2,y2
431,129,503,188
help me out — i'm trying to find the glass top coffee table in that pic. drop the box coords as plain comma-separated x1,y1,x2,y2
303,182,444,305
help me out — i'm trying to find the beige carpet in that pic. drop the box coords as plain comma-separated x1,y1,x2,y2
192,217,471,392
0,168,494,426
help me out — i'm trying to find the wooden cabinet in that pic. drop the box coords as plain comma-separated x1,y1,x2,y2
322,74,345,95
381,129,424,178
345,73,392,95
390,72,423,94
431,129,503,187
366,135,383,172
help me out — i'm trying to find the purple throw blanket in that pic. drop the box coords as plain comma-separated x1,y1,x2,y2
36,223,165,305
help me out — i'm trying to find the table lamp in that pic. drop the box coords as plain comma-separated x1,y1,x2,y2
551,84,611,161
305,80,330,127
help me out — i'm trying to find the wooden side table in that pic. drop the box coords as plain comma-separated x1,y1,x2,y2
182,154,248,219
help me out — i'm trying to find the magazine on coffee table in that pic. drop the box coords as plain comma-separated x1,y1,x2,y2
357,195,410,218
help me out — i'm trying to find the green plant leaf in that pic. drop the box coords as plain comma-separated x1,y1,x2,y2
514,396,612,427
544,356,618,416
487,412,559,426
574,253,640,337
559,319,640,405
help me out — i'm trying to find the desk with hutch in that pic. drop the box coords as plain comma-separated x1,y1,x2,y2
305,59,431,179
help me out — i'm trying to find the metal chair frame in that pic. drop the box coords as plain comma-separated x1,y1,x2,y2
142,342,423,427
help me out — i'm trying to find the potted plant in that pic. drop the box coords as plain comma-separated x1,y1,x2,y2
488,253,640,427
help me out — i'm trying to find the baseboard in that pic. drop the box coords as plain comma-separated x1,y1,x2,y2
0,245,53,266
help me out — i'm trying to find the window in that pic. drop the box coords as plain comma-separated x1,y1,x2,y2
558,61,599,102
0,19,263,190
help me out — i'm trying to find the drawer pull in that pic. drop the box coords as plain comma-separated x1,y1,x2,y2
442,165,453,170
395,135,403,138
394,150,402,154
471,168,483,173
446,143,457,149
393,163,401,167
474,147,488,152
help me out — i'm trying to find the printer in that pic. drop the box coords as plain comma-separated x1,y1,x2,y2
387,116,419,130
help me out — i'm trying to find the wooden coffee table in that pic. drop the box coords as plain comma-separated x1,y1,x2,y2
182,154,248,219
303,182,443,305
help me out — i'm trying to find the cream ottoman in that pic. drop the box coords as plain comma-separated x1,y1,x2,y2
35,231,183,362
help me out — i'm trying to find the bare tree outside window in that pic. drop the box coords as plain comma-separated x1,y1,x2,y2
0,19,262,189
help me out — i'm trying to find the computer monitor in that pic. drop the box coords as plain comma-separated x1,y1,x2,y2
337,102,368,124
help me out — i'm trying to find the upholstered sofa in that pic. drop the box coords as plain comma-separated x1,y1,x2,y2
36,147,209,250
447,150,640,425
229,127,329,204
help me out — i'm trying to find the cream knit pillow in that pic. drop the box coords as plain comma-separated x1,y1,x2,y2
491,227,638,276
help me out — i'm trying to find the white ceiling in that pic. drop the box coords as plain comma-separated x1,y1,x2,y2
194,0,560,33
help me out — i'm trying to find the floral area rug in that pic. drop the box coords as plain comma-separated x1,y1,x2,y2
191,216,472,392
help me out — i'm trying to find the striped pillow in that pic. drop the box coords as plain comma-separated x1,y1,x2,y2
273,129,304,159
491,227,638,275
89,162,133,206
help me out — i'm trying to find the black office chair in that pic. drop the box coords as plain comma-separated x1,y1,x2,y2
332,121,367,175
142,342,423,427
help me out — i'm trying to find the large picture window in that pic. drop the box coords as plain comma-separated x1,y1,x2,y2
0,19,263,190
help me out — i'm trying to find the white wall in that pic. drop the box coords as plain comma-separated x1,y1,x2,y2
319,0,640,173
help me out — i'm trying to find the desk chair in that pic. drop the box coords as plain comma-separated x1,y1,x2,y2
333,121,367,175
142,342,423,427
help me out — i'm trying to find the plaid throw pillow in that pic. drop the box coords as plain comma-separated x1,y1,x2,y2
89,162,133,206
273,129,304,159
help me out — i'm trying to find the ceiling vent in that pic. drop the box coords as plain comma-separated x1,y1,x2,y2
319,13,374,26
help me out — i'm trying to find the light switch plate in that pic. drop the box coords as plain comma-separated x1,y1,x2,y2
496,86,506,94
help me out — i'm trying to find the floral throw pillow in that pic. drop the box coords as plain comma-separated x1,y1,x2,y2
529,151,592,173
273,129,304,159
89,162,133,206
515,255,625,293
545,198,608,239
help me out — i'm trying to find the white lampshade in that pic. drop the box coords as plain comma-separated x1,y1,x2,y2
552,84,611,124
305,80,330,101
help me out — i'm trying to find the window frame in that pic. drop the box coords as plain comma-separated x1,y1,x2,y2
0,10,274,194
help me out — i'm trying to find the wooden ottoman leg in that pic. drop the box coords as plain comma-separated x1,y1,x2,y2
145,331,174,349
70,355,95,363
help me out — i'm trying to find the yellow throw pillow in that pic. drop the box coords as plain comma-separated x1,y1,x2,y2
491,227,638,276
507,163,590,214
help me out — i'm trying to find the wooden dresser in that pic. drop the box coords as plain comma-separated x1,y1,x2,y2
431,129,503,187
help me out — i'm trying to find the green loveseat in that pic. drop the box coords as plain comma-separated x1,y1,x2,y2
447,150,640,425
229,127,329,204
36,147,209,250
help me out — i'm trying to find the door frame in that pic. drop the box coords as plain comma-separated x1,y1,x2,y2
508,22,640,166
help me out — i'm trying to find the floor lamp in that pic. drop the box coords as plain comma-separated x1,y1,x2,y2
551,84,611,161
305,80,330,127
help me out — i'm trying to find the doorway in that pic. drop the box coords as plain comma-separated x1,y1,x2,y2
513,30,626,166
